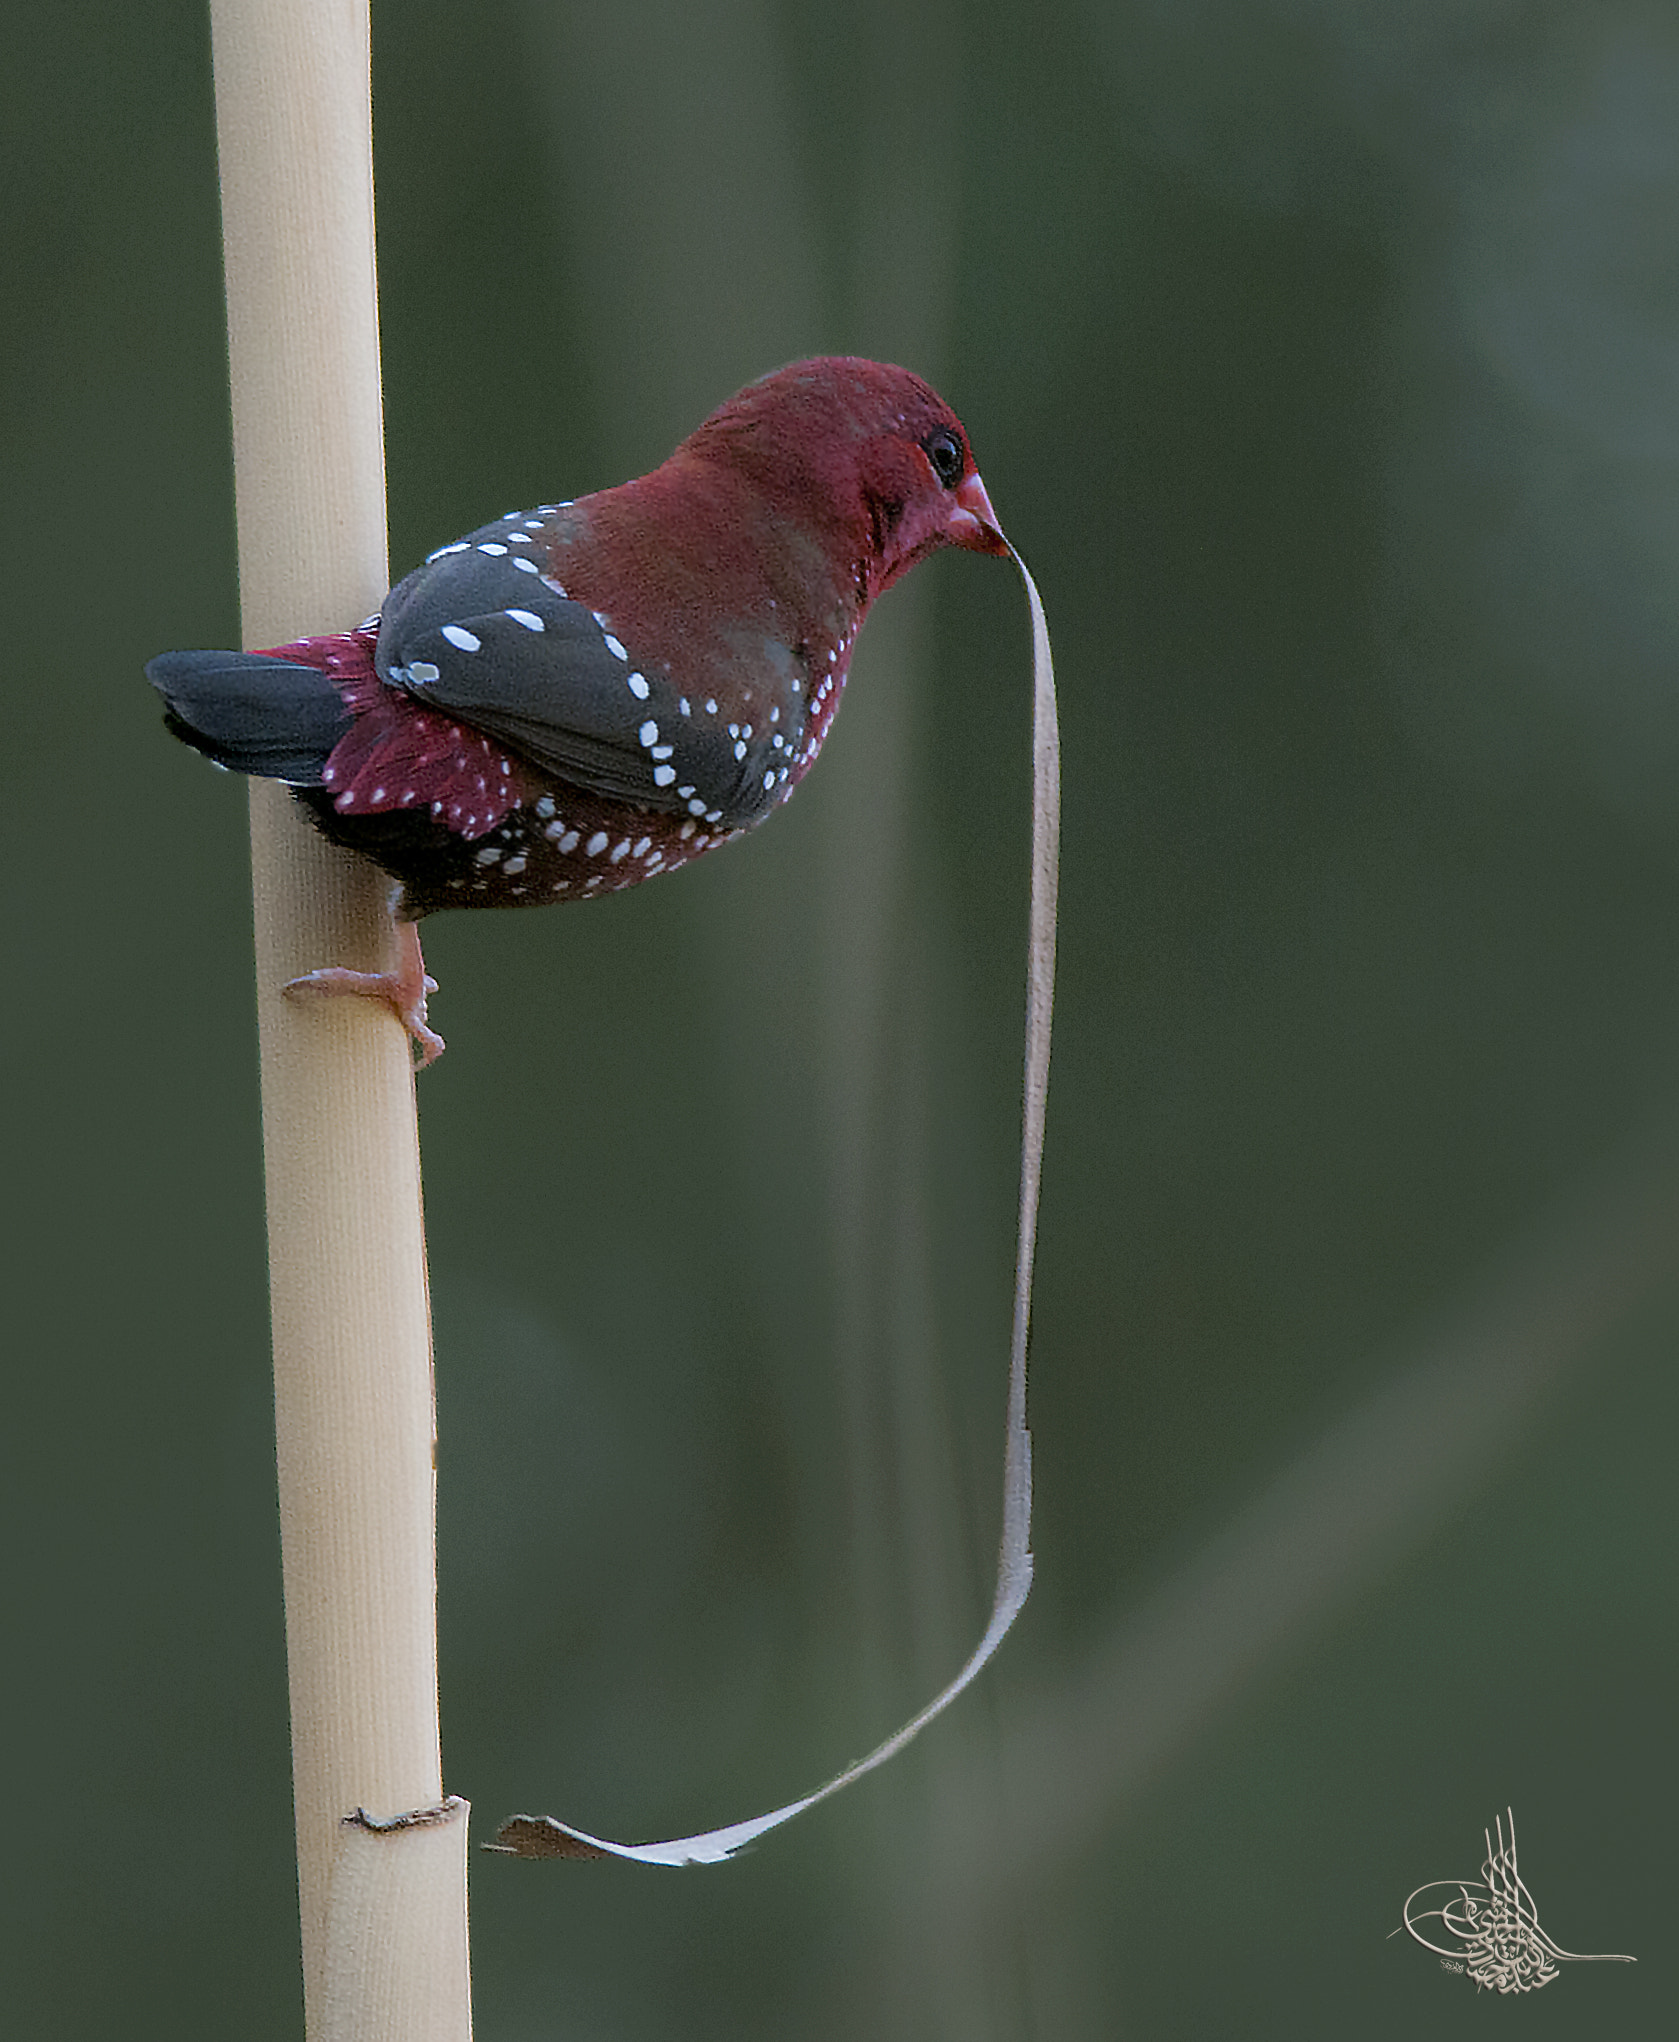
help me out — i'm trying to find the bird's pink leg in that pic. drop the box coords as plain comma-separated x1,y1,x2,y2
283,919,445,1067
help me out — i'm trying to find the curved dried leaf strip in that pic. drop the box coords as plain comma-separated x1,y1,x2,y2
492,549,1059,1867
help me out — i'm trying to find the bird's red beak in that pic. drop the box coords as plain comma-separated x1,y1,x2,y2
949,470,1010,556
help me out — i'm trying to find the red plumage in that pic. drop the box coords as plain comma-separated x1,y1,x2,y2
149,358,1008,1058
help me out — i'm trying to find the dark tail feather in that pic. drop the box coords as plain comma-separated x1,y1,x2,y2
147,650,355,784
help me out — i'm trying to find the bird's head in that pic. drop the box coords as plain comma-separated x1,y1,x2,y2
683,357,1010,601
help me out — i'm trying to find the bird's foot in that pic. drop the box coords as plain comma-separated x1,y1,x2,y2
283,923,445,1067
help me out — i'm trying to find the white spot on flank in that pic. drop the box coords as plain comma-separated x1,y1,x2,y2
677,784,695,798
679,820,697,839
733,741,747,760
506,609,545,631
441,625,481,652
638,720,659,747
632,837,651,857
687,797,707,816
585,830,609,857
408,661,440,683
477,542,508,555
653,764,676,786
650,743,673,759
603,633,628,661
474,845,502,864
371,785,386,802
763,771,775,789
512,555,540,575
705,698,718,713
626,672,650,700
502,854,527,875
609,838,630,862
679,697,691,716
557,828,580,853
534,795,556,819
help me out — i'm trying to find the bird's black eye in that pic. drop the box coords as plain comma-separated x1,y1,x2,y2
923,429,964,487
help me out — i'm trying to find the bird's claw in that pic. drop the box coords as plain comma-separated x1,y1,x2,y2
282,924,445,1068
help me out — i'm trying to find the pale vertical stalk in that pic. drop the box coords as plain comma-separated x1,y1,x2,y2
207,4,470,2037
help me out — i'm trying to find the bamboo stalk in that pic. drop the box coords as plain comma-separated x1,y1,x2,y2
207,4,471,2035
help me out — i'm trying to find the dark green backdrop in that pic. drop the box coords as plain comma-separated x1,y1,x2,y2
4,2,1673,2035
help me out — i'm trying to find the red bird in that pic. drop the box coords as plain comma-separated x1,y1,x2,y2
150,358,1009,1061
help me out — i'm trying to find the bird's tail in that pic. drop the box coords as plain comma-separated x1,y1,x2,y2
147,646,356,784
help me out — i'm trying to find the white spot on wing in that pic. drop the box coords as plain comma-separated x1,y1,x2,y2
441,625,481,653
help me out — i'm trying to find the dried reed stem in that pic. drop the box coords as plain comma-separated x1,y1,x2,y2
208,3,471,2033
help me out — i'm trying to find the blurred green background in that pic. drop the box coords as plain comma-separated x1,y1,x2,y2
4,1,1675,2034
